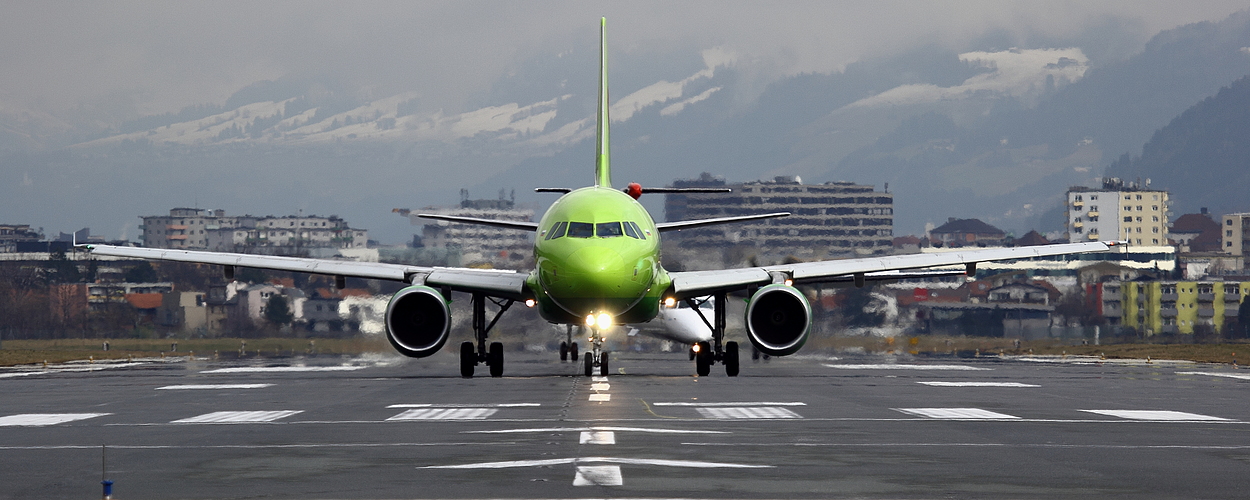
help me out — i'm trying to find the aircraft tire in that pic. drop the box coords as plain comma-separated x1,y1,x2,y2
724,341,740,377
599,352,609,376
460,342,475,377
695,342,711,377
488,342,504,378
584,356,593,376
560,341,569,361
570,342,579,362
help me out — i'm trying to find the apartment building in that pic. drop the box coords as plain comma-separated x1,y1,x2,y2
1102,280,1249,335
140,208,367,253
1066,178,1169,245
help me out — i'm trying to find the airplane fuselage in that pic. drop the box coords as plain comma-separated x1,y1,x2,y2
526,186,672,325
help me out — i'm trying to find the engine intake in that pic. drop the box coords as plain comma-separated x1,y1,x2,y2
385,286,451,358
745,284,811,356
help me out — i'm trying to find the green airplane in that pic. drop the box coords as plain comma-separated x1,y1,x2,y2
84,18,1124,378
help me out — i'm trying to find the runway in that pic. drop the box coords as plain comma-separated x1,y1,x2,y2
2,348,1249,499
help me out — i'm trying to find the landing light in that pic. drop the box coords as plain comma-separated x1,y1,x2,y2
596,313,613,329
524,299,536,308
784,279,794,287
586,314,596,327
663,297,676,308
692,343,701,353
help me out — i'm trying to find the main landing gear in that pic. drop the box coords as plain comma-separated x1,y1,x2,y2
559,325,581,362
582,327,610,377
459,293,514,378
686,292,739,377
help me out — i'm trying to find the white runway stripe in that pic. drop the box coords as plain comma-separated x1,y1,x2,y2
653,401,805,407
468,426,728,434
591,376,608,382
895,408,1020,420
1176,371,1250,380
200,366,365,373
590,383,610,391
574,465,622,486
0,413,111,426
386,403,539,408
918,382,1039,387
172,410,302,424
422,457,773,469
825,364,991,371
697,407,802,419
580,431,616,444
589,394,611,402
1080,410,1229,421
387,408,498,420
157,384,273,390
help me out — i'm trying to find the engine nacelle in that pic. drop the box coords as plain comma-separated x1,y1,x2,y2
384,286,451,358
744,284,811,356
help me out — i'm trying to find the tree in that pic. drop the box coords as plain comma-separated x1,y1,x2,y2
43,249,81,284
124,262,158,283
1239,299,1250,339
237,267,267,284
265,295,294,326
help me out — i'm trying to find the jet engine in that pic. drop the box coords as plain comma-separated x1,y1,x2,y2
744,284,811,356
384,286,451,358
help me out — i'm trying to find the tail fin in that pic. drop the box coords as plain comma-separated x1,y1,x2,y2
595,17,611,188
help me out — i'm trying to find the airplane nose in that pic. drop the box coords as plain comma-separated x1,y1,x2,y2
566,246,629,291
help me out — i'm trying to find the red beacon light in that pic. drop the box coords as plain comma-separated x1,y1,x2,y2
625,182,643,200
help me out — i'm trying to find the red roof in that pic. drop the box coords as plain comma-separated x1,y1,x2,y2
125,293,163,310
1171,213,1219,234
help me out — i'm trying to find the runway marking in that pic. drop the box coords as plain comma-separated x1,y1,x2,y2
1080,410,1230,421
467,426,728,434
388,408,498,420
591,376,608,382
0,371,49,379
156,384,273,390
386,403,539,408
696,407,802,419
917,382,1039,387
1176,371,1250,380
574,465,622,486
590,383,610,391
0,363,152,378
0,413,111,426
172,410,303,424
200,366,366,373
580,431,616,444
653,402,805,407
895,408,1020,420
825,364,991,371
589,394,611,402
421,457,772,469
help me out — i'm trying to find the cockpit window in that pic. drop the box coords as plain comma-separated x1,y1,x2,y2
596,222,623,238
545,221,567,240
566,222,594,238
624,221,645,240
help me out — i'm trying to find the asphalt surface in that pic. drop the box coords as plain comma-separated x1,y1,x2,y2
2,346,1250,499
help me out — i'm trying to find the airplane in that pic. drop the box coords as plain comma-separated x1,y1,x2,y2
82,18,1124,378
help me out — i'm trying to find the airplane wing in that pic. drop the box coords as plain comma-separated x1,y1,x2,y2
416,214,539,231
655,212,790,232
83,245,530,300
667,241,1125,297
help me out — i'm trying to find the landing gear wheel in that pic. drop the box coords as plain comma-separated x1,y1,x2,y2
570,342,579,362
560,341,569,361
584,356,593,376
460,342,475,377
488,342,504,378
695,341,711,377
724,341,739,377
599,352,610,376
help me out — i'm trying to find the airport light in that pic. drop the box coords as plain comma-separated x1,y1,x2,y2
596,313,613,329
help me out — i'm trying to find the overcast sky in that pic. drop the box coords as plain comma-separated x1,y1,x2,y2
3,1,1248,119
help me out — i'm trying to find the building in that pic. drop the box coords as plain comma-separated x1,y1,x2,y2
1221,213,1250,267
930,218,1006,247
0,224,42,253
1170,210,1222,252
1108,279,1250,335
395,190,535,269
1066,178,1169,245
663,174,893,263
158,291,207,332
140,208,368,254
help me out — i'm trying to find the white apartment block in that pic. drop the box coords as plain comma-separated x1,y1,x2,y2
1066,179,1169,246
141,208,367,252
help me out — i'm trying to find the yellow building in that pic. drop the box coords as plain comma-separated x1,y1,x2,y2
1119,280,1249,335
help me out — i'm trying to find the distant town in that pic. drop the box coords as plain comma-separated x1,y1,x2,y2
2,173,1249,342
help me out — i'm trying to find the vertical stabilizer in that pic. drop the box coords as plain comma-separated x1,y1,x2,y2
595,17,611,188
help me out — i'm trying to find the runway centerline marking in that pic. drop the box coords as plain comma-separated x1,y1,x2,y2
172,410,302,424
917,382,1039,387
580,431,616,444
653,402,805,407
386,403,539,408
697,407,802,419
388,408,498,420
895,408,1020,420
1176,371,1250,381
0,413,111,426
574,465,622,486
467,426,728,434
1080,410,1230,421
591,376,608,382
589,394,611,402
590,383,610,391
156,384,273,390
825,364,991,371
421,457,772,469
200,366,366,374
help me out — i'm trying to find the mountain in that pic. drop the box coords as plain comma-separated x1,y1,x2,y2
1105,74,1250,217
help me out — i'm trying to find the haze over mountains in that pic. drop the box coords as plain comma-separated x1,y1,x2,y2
4,9,1250,243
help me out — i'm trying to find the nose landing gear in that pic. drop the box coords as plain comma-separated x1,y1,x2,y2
582,327,609,376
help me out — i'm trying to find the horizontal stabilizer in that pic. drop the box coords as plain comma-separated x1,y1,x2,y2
656,212,790,232
416,214,539,231
534,188,572,193
632,187,732,194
